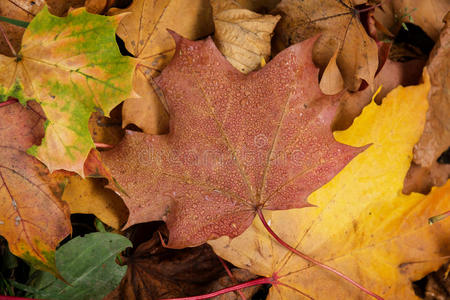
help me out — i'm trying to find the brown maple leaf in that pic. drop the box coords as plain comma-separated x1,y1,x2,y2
105,229,258,300
0,100,71,276
272,0,379,92
102,34,366,248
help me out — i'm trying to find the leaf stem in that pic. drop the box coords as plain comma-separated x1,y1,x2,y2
217,256,247,300
256,209,384,300
159,276,275,300
0,98,18,108
0,24,17,56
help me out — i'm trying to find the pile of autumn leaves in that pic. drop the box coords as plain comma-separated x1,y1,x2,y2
0,0,449,299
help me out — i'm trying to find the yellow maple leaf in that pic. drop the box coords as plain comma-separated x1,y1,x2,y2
210,70,450,299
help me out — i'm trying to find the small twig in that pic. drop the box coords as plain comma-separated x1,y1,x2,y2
0,24,16,56
256,209,384,300
217,256,247,300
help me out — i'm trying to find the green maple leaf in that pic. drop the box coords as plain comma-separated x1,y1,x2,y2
0,7,135,175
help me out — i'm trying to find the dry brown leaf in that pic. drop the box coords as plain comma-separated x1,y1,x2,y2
62,176,128,229
374,0,450,41
211,0,280,12
0,0,44,56
212,0,280,73
403,161,450,194
45,0,85,16
333,58,425,130
319,45,344,94
84,0,127,14
89,110,124,146
109,0,213,134
272,0,378,92
402,12,450,194
414,12,450,168
105,231,255,300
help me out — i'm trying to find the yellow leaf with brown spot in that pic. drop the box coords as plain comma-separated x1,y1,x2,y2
210,70,450,299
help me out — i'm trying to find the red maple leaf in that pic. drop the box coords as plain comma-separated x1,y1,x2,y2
102,34,366,248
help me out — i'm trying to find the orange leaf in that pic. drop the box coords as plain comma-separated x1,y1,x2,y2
0,101,71,276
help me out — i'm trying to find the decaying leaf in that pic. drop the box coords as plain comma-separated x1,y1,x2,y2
109,0,213,134
0,101,71,276
105,231,248,300
0,0,44,56
45,0,85,17
272,0,379,91
62,176,128,229
210,0,281,12
412,12,450,180
333,58,425,130
211,0,280,73
102,34,365,248
85,0,125,14
210,71,450,299
0,7,135,176
374,0,450,41
89,110,124,147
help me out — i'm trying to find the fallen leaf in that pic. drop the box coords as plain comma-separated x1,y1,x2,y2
0,0,44,56
211,0,280,73
374,0,450,41
30,232,131,300
210,71,450,299
85,0,123,14
121,65,170,134
403,161,450,194
413,12,450,170
319,45,344,95
401,13,450,194
210,0,281,12
62,176,128,229
101,34,365,248
333,58,425,130
45,0,85,17
0,7,135,175
0,101,71,276
272,0,379,91
109,0,213,134
105,231,240,300
89,110,124,147
421,262,450,299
